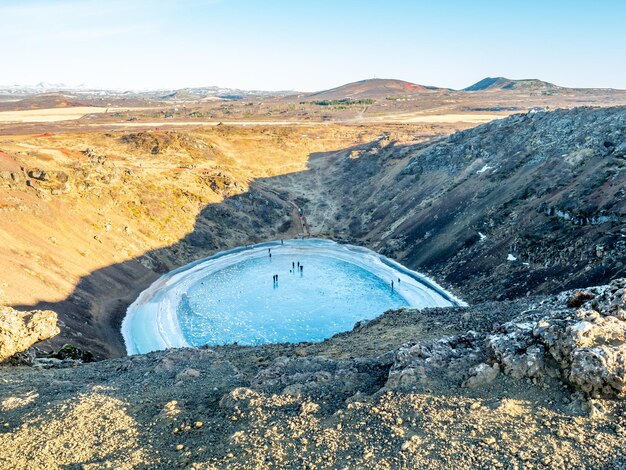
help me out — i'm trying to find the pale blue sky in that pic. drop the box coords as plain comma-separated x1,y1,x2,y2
1,0,624,91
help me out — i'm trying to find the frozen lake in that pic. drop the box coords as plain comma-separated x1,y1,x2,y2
122,239,464,355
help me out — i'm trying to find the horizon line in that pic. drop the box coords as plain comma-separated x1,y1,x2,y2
1,76,626,94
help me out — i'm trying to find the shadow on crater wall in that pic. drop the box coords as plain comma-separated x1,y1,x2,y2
14,140,379,359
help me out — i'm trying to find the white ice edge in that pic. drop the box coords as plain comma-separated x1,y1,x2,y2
122,239,467,355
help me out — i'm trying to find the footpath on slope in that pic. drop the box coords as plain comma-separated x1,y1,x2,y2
255,182,310,238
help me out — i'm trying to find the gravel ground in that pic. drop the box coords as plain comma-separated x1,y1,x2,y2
1,291,626,469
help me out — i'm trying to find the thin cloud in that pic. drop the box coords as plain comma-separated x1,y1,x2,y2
0,0,164,43
51,24,161,41
0,0,136,17
0,0,223,17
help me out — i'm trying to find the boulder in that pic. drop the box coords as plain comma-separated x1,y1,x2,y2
386,332,486,390
462,363,500,388
0,306,59,362
487,279,626,396
383,280,626,396
251,355,389,399
488,323,546,378
50,343,94,363
569,344,626,395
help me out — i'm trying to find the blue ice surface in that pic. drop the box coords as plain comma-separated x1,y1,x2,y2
177,253,407,346
122,239,463,355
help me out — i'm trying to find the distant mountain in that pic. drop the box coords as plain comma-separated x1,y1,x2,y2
464,77,560,92
0,93,91,111
147,86,290,101
34,82,86,91
0,84,293,101
3,78,624,106
305,79,447,101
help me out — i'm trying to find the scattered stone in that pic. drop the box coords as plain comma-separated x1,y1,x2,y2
175,368,201,382
27,169,49,181
386,332,485,390
567,290,595,308
50,344,94,363
252,355,389,399
585,400,607,419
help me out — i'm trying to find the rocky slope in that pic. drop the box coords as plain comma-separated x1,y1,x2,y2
304,79,446,100
301,106,626,302
1,281,625,468
463,77,560,93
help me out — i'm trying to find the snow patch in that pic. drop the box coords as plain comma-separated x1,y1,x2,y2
507,254,517,261
476,164,493,174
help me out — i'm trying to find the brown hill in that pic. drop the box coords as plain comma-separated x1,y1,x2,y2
0,93,89,111
305,78,446,100
464,77,560,92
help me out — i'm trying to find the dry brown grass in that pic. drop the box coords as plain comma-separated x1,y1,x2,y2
0,107,161,123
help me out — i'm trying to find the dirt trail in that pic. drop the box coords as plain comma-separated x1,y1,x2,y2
253,183,304,238
255,182,309,238
255,147,346,240
305,148,347,235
